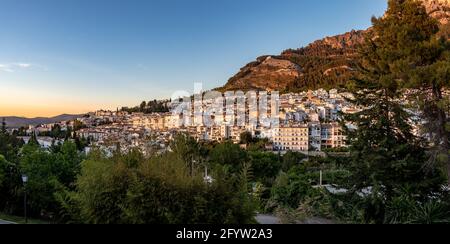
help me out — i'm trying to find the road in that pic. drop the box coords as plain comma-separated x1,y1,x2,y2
256,214,281,224
0,219,16,224
256,214,335,224
299,217,335,224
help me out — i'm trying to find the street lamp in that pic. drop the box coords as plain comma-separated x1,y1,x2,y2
22,175,28,224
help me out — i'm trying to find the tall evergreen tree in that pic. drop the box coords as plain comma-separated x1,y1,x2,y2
344,0,444,223
28,131,40,146
139,101,146,112
376,0,450,185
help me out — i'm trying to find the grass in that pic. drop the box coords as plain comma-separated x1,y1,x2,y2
0,212,50,224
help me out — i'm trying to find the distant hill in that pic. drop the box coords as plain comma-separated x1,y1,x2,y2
1,114,84,128
219,0,449,93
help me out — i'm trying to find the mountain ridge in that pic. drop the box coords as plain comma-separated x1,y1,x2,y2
220,0,449,92
219,29,365,92
1,114,84,128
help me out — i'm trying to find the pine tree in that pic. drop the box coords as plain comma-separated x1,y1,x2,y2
28,131,40,146
65,127,72,141
139,101,146,112
377,0,450,185
344,0,444,223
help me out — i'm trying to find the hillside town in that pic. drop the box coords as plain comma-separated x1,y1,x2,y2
17,89,358,155
1,0,449,226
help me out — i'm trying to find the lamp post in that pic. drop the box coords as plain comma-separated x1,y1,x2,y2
319,170,323,188
22,175,28,224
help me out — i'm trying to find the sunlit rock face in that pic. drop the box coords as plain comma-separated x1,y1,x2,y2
219,0,450,92
420,0,450,25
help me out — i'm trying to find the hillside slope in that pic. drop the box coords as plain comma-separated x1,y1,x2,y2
220,29,365,92
220,0,449,92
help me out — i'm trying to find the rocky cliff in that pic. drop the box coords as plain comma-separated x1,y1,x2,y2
218,55,302,91
220,29,365,92
422,0,450,24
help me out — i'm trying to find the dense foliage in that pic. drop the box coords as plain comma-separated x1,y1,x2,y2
0,128,259,224
284,41,360,92
121,100,170,114
338,0,448,223
0,120,83,222
62,148,256,224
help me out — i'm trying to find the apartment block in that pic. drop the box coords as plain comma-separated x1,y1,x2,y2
272,125,310,151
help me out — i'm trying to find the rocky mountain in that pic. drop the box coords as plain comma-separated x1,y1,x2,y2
218,55,302,91
1,114,83,128
219,29,365,92
280,30,365,92
422,0,450,25
424,0,450,37
220,0,449,92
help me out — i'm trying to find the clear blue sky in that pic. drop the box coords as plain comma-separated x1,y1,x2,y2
0,0,387,117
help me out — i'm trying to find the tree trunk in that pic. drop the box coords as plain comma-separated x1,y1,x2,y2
447,161,450,187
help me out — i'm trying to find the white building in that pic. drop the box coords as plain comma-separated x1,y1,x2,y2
272,125,309,151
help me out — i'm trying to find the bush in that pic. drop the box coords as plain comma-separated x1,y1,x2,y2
209,141,248,174
282,151,306,172
248,151,281,185
19,141,83,221
63,148,257,224
385,191,450,224
269,172,315,209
